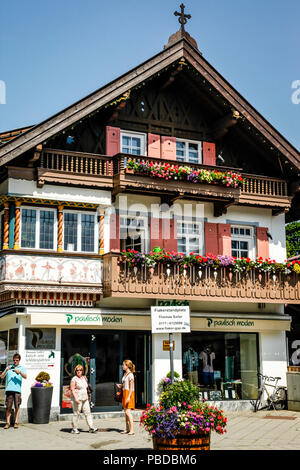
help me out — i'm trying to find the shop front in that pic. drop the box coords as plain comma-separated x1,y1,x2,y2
0,308,292,421
180,313,291,404
61,329,151,412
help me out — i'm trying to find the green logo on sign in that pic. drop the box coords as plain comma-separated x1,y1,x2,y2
66,314,73,324
207,318,213,327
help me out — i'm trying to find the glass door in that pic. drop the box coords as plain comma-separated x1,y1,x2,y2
94,332,121,410
61,330,151,412
61,331,93,411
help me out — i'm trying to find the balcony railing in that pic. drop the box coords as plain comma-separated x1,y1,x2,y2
103,252,300,303
37,149,291,209
38,149,114,188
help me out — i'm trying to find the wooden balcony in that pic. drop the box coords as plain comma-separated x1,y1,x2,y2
37,148,114,189
36,149,291,212
103,252,300,304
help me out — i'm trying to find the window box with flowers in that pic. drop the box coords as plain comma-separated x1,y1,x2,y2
126,159,245,189
140,379,227,451
120,249,300,276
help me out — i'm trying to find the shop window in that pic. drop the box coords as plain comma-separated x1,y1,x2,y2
231,225,255,258
182,332,259,400
121,131,146,156
63,211,97,253
177,222,201,255
120,215,148,252
20,207,56,250
176,139,202,164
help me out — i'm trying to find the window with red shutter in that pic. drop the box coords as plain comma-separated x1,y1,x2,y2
202,142,216,166
256,227,269,259
106,126,120,156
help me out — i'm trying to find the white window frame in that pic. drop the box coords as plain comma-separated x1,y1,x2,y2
63,209,98,254
176,138,202,165
20,206,57,251
231,225,255,258
177,221,201,255
120,130,147,156
120,214,148,252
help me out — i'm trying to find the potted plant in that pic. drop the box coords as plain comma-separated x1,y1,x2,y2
140,379,227,451
157,371,181,393
31,371,53,424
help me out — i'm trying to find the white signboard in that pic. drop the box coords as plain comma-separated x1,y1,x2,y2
151,306,190,333
24,350,56,370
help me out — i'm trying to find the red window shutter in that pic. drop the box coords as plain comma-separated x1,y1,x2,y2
218,223,232,256
204,222,219,255
148,133,161,158
256,227,269,259
161,136,176,160
150,217,163,251
110,213,120,252
163,218,177,253
106,126,120,156
203,142,216,166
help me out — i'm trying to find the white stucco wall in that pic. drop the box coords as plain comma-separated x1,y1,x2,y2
260,331,288,386
152,333,182,403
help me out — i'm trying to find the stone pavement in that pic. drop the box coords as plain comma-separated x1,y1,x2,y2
1,409,300,450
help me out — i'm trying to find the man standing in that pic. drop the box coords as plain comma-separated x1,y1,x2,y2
0,353,27,429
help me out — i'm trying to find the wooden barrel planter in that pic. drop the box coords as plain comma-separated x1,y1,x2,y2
152,430,210,451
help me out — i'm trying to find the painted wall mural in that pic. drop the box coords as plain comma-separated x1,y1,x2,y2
0,254,102,284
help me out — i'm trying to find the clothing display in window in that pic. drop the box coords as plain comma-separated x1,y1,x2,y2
199,348,215,387
183,347,199,384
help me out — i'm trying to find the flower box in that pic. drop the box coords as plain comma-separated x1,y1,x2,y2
153,429,210,451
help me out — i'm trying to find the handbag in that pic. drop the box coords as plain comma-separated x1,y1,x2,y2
114,384,123,403
84,376,93,402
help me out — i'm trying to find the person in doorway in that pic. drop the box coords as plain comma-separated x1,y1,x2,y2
0,353,27,429
117,360,135,435
70,364,97,434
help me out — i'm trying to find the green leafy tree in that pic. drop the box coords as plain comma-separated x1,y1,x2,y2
286,221,300,258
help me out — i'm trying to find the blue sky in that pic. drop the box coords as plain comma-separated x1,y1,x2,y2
0,0,299,150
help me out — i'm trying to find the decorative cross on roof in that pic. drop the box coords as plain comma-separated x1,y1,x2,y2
174,3,191,32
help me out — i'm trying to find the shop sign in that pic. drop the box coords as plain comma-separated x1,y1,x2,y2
206,318,255,329
151,306,190,333
65,314,123,325
157,300,189,307
190,316,291,332
163,340,175,351
24,350,55,369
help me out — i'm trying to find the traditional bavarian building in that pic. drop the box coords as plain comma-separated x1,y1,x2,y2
0,7,299,421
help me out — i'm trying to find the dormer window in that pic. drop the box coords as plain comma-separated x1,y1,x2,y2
121,131,146,156
176,139,202,164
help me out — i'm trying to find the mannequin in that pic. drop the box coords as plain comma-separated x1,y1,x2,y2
199,345,215,387
183,345,199,384
64,353,89,377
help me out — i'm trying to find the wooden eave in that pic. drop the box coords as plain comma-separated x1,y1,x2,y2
0,37,298,173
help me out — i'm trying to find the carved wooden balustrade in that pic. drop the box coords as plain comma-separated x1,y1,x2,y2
37,149,114,188
103,252,300,303
36,149,291,211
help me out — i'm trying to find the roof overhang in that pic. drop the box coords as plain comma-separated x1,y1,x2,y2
0,38,299,169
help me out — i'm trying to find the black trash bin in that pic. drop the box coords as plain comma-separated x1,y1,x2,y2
31,386,53,424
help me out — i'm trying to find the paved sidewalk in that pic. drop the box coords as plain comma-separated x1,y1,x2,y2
1,410,300,450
